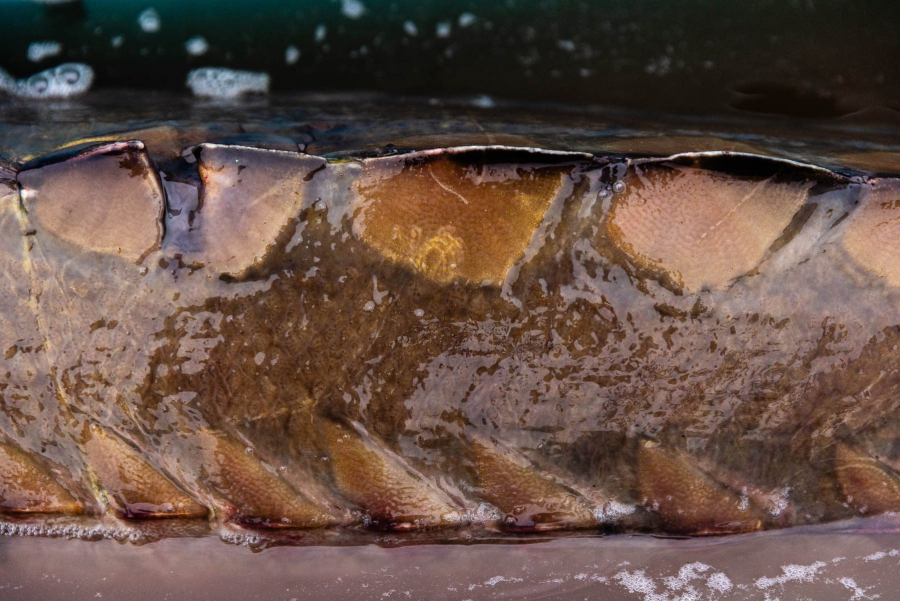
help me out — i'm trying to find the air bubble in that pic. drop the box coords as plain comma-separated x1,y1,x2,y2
458,12,476,27
27,41,62,63
340,0,365,19
185,36,209,56
613,181,626,193
138,8,161,33
285,45,300,65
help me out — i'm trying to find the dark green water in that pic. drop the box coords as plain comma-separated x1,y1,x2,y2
1,0,898,115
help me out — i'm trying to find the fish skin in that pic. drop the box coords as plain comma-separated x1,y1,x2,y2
2,140,900,542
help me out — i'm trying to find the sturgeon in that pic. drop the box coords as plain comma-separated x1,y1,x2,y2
1,128,900,543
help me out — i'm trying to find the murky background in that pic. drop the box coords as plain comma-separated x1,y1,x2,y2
0,0,899,113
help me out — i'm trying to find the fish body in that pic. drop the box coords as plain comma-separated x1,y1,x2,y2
1,131,900,542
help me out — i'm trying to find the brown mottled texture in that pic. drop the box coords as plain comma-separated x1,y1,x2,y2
1,136,900,542
472,440,596,530
321,420,461,530
834,444,900,516
637,442,763,534
199,432,339,528
83,427,207,519
0,443,81,514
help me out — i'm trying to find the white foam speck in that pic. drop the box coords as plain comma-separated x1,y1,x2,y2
0,520,146,543
435,21,451,38
706,572,733,594
468,503,501,524
185,35,209,56
483,576,523,587
0,63,93,99
664,562,709,594
413,309,424,317
769,487,791,517
285,45,300,65
403,21,418,36
314,25,327,43
614,570,657,596
341,0,365,19
839,577,877,600
458,12,476,27
594,500,636,523
111,35,124,48
27,41,61,63
186,67,269,98
138,8,161,33
218,528,263,547
864,551,887,562
754,562,826,590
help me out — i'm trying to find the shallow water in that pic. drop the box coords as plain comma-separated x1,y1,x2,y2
3,518,900,600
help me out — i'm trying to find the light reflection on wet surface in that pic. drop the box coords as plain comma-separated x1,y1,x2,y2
2,102,900,546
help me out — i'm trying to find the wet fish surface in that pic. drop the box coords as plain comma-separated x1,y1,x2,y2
2,105,900,545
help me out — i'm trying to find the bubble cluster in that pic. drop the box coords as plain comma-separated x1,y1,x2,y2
186,67,269,99
0,63,94,99
0,520,146,543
